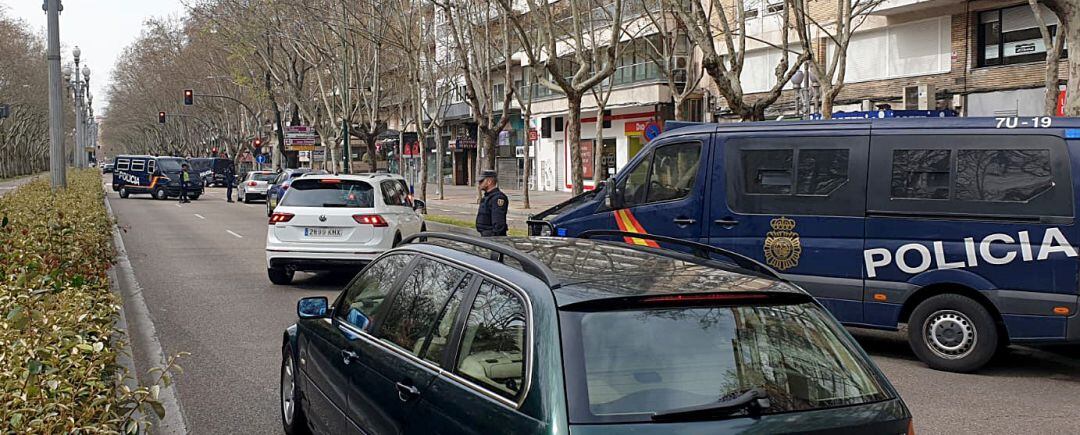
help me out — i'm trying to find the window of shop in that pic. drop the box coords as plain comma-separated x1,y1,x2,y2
978,5,1067,67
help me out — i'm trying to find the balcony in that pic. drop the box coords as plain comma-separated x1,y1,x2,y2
871,0,964,16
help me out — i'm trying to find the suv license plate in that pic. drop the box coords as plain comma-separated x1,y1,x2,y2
304,227,343,238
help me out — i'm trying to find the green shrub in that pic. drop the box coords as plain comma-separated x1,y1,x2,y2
0,170,158,433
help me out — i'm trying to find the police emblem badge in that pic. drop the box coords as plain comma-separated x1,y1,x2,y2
764,216,801,270
497,198,506,207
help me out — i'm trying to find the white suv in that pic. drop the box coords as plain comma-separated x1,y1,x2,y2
265,173,426,284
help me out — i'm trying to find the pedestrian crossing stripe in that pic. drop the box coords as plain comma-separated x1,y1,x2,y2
613,209,659,248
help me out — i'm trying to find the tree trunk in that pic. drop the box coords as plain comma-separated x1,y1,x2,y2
593,107,605,186
567,93,585,195
673,97,685,121
419,136,428,203
437,132,445,200
523,110,531,209
1066,23,1080,116
819,82,835,120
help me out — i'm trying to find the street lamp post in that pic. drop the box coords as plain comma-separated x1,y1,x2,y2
64,49,91,168
44,0,66,188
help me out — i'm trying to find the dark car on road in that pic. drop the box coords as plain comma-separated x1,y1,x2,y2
266,168,327,216
280,232,911,435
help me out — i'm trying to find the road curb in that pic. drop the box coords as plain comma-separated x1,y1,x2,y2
105,196,190,435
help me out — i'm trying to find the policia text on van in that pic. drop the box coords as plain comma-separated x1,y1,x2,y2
529,117,1080,372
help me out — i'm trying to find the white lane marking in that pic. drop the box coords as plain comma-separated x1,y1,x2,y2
193,214,205,220
175,204,183,208
245,204,257,208
226,230,243,239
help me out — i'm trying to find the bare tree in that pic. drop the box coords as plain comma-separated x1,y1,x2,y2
641,0,706,120
664,0,807,121
788,0,882,118
1041,0,1078,115
1029,0,1066,116
496,0,627,195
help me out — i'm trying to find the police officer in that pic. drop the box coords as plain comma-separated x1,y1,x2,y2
224,159,236,203
178,163,192,204
475,170,509,237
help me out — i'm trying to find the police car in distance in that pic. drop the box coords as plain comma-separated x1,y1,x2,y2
112,155,204,200
529,116,1080,372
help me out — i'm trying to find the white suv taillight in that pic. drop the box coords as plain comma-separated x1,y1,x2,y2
269,212,294,225
352,214,388,227
248,181,257,187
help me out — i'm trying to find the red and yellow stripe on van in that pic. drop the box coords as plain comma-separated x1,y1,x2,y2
613,209,660,248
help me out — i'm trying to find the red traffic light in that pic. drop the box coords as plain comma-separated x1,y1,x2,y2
158,111,166,124
253,138,263,147
212,147,218,154
183,90,194,105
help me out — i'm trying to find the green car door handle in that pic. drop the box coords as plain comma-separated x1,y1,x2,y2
395,382,420,402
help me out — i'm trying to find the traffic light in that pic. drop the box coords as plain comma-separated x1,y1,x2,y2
253,138,263,149
212,147,219,155
158,111,166,124
183,89,194,106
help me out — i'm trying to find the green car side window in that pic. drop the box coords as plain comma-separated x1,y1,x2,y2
455,282,527,401
335,254,412,330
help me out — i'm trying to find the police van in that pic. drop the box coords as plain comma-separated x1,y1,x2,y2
529,117,1080,372
190,157,236,187
112,155,204,200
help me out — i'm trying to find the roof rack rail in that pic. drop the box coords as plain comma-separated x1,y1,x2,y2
576,230,780,279
401,232,562,289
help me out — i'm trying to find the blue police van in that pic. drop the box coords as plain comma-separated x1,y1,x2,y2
112,155,204,200
529,117,1080,372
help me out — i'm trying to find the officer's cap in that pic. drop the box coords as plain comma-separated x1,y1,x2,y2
481,170,497,180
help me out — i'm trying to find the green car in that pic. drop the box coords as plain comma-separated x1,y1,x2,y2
281,232,911,434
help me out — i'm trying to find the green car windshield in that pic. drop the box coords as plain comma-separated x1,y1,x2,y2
560,302,891,423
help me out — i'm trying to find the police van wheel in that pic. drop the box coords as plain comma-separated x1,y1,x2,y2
189,194,200,201
268,267,294,285
908,294,999,373
153,188,167,200
118,187,129,199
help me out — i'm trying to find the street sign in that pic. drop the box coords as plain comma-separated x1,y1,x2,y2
285,125,314,134
0,104,10,119
285,137,318,146
312,148,326,161
288,144,319,151
644,121,662,141
256,154,267,164
528,128,538,141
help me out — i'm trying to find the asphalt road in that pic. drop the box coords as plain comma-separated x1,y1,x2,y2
105,175,1080,434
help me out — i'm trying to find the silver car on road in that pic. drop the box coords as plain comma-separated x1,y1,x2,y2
238,171,277,203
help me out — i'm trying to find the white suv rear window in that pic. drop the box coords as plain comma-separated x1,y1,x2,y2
281,179,374,208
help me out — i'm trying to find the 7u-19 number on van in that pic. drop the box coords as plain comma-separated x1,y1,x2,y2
996,116,1052,129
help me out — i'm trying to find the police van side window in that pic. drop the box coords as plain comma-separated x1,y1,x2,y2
867,135,1073,218
727,136,867,216
890,149,951,199
131,160,146,172
148,160,156,173
117,159,130,171
956,149,1052,202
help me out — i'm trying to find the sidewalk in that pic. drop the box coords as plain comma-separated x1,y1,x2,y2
421,184,572,218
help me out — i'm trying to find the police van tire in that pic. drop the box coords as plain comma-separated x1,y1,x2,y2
118,187,129,199
268,267,294,285
908,294,999,373
153,187,167,200
189,194,200,200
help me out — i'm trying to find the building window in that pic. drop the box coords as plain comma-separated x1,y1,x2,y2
554,117,564,132
978,5,1067,67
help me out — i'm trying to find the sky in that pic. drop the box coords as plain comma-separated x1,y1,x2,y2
1,0,188,110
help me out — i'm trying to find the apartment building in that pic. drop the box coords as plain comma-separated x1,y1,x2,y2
731,0,1067,118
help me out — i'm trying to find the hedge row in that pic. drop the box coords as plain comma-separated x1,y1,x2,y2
0,171,152,433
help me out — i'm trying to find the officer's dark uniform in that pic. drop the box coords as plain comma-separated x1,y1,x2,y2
476,171,509,237
224,163,235,202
